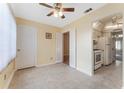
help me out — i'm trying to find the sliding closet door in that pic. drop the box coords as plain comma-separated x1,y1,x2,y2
16,25,37,69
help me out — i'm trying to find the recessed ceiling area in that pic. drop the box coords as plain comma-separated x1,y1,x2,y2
10,3,106,28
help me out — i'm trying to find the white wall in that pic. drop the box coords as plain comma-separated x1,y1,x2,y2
0,3,16,71
77,24,93,76
69,28,77,68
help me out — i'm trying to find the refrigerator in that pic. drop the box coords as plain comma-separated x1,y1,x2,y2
98,32,114,65
104,32,115,65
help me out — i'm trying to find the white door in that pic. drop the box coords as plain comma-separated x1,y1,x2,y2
56,32,63,63
16,25,37,69
69,28,77,68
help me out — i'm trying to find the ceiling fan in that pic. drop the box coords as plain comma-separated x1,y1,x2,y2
39,3,75,19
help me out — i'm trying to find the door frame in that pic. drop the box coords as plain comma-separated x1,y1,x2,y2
63,32,70,65
34,28,37,67
62,28,77,69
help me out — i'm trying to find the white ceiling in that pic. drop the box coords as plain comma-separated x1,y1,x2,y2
10,3,106,28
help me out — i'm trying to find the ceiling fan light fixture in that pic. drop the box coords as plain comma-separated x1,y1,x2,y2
53,10,59,17
53,10,63,17
58,11,63,16
54,13,58,17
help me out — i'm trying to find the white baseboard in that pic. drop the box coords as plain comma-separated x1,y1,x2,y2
69,64,76,69
35,62,56,68
76,68,93,76
5,69,16,89
56,61,62,63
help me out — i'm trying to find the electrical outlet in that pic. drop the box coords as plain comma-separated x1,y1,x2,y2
50,57,53,60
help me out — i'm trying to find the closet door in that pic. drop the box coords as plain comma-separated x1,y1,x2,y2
16,25,37,69
56,32,63,63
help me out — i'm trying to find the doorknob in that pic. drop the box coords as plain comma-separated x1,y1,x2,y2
17,49,21,51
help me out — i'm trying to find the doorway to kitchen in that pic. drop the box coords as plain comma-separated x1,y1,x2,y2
63,32,70,65
92,13,123,88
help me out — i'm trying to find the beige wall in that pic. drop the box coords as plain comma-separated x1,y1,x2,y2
16,17,61,66
0,60,15,88
0,17,61,89
62,4,124,77
1,4,124,89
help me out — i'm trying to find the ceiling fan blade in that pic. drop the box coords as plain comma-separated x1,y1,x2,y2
47,11,54,16
61,15,65,19
63,8,74,12
39,3,53,8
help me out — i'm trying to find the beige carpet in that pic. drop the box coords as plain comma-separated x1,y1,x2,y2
9,62,122,89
